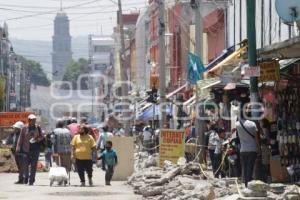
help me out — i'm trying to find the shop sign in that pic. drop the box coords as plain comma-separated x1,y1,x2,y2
0,112,33,127
159,129,185,167
221,70,242,84
244,66,261,77
259,61,280,82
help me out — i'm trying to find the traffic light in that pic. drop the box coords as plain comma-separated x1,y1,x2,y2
190,0,198,8
146,87,158,103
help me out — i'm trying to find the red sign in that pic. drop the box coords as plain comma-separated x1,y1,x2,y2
0,112,33,127
244,66,260,77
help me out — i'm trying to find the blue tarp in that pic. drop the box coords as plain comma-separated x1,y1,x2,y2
138,104,172,120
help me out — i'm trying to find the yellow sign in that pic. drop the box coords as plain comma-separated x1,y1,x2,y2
159,129,185,167
259,61,280,82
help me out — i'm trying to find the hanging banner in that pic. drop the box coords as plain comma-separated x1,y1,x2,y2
0,112,33,127
159,129,185,167
259,61,280,82
150,73,159,89
187,53,206,85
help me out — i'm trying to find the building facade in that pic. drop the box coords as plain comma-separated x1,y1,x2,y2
226,0,292,49
52,11,72,81
88,35,114,74
135,9,151,91
0,23,30,112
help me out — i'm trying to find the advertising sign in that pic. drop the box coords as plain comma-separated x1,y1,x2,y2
244,66,261,77
259,61,280,82
0,112,33,127
159,129,185,167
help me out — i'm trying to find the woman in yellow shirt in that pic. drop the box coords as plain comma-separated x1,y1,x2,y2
71,125,97,187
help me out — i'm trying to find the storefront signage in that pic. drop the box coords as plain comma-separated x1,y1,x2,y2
244,66,261,77
159,129,185,167
221,70,242,84
259,61,280,82
0,112,33,127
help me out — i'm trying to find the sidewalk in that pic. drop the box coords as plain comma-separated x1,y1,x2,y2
0,169,141,200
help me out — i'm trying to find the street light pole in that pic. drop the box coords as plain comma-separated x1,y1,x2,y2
193,0,204,163
246,0,258,109
158,0,166,128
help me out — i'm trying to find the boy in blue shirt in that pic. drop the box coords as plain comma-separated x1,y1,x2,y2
99,141,118,185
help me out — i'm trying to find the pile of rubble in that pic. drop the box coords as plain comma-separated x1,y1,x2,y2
0,149,18,173
224,181,300,200
128,152,300,200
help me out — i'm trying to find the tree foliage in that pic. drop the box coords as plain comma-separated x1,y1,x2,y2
18,56,50,87
62,58,90,90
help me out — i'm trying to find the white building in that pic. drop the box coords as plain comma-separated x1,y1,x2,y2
226,0,293,49
135,9,151,91
88,35,114,74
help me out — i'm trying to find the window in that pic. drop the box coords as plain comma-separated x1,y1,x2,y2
94,46,111,53
94,64,107,71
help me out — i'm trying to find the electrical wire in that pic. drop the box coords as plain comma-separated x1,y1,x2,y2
4,0,104,21
0,2,145,10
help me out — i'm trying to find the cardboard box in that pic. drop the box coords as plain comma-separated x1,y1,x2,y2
270,156,290,183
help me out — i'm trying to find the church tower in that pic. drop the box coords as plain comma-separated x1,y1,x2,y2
52,3,72,81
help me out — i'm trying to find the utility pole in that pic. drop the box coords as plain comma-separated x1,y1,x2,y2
118,0,126,95
158,0,166,128
118,0,130,132
193,0,204,163
246,0,258,109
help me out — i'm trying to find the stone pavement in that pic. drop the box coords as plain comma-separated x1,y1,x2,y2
0,169,141,200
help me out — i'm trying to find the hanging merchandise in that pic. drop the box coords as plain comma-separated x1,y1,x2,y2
276,86,300,167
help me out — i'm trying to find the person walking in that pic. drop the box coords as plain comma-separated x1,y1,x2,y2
67,118,80,138
44,131,54,170
10,121,25,184
96,126,113,153
142,126,153,154
16,114,43,185
207,124,219,174
52,120,72,178
71,125,97,187
236,104,260,187
99,141,118,186
214,128,226,178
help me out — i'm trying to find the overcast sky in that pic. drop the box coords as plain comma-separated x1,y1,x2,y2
0,0,147,41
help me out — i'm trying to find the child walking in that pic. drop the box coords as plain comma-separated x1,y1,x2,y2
99,141,118,185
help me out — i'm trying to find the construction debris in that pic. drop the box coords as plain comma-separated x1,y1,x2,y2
128,152,300,200
0,150,18,173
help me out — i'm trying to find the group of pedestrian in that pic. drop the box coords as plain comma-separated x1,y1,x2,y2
205,104,266,187
9,115,118,187
12,114,43,185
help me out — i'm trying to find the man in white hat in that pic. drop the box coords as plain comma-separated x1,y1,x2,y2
16,114,43,185
11,121,25,184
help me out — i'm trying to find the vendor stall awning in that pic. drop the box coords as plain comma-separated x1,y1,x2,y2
166,83,188,98
196,78,221,99
206,45,248,77
138,104,172,120
139,83,187,112
206,45,235,70
259,36,300,60
183,95,196,106
280,58,300,72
